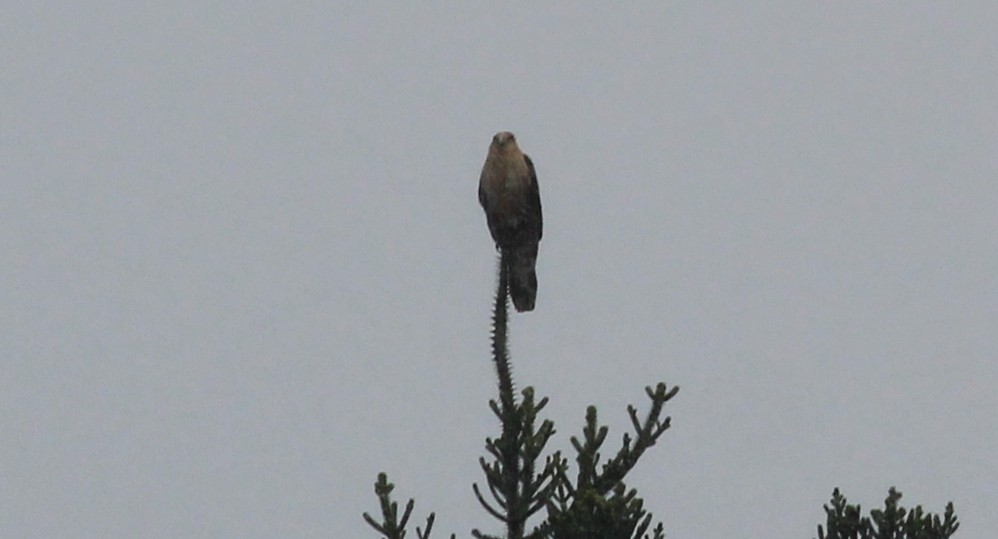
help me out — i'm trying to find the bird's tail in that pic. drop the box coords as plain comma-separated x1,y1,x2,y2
506,244,538,312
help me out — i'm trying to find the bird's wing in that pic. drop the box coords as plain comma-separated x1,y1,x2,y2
524,154,542,241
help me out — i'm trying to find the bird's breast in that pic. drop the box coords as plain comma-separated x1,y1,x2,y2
482,171,526,213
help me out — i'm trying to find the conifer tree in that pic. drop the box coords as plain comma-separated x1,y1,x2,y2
816,487,959,539
364,252,958,538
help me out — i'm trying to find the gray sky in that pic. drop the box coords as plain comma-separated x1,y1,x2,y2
3,3,996,538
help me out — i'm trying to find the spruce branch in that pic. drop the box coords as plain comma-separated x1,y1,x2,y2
545,480,664,539
563,383,678,496
364,473,453,539
473,386,564,539
816,487,959,539
473,252,564,539
544,384,678,539
491,251,516,411
595,383,678,493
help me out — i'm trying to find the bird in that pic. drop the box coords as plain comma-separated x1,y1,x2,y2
478,131,543,312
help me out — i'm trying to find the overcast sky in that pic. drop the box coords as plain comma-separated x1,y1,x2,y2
3,3,996,538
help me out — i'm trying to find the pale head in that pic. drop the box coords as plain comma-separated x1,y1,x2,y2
492,131,516,148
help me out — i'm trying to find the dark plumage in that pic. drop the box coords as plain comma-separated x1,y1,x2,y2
478,132,543,312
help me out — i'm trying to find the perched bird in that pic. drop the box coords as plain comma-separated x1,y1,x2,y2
478,131,543,312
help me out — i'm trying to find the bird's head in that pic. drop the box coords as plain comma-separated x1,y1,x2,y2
492,131,516,148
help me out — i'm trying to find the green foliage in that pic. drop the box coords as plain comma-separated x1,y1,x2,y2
546,482,664,539
363,251,959,539
542,387,675,539
472,387,563,539
817,487,959,539
363,473,452,539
